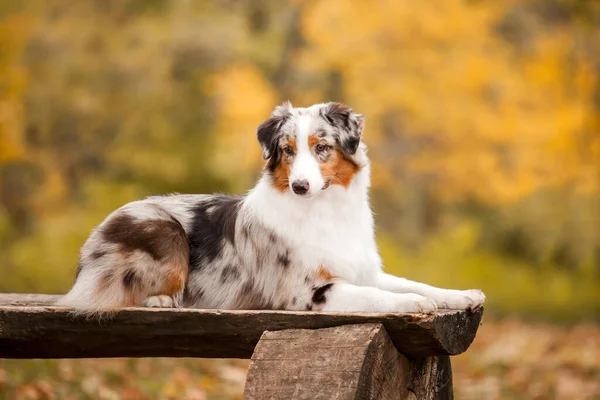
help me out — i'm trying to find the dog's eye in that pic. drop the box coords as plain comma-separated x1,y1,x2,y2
315,144,329,153
284,146,294,155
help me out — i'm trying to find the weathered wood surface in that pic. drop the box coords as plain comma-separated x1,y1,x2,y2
408,356,453,400
244,323,411,400
0,293,483,359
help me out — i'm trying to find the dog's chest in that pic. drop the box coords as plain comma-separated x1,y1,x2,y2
243,179,381,284
273,199,381,284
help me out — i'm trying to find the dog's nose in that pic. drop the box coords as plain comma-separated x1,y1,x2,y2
292,180,310,195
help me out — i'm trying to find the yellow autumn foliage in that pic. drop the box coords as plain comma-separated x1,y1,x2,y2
1,2,600,399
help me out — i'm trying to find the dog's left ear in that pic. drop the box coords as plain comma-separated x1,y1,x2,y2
321,102,365,155
257,101,293,160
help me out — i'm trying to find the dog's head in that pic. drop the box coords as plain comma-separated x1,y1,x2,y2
257,102,365,197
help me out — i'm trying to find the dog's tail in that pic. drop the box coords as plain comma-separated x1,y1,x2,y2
55,267,135,317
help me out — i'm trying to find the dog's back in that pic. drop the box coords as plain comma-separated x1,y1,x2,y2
57,190,345,315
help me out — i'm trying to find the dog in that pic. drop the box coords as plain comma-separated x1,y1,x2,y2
58,101,485,315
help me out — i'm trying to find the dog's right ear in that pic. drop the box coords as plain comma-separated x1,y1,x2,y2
322,102,364,156
257,101,293,160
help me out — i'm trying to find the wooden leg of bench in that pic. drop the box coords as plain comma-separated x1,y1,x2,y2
408,356,453,400
243,323,453,400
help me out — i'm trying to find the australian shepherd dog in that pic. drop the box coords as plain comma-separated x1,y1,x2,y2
59,102,485,315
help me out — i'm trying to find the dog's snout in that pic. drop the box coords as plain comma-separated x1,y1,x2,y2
292,180,310,195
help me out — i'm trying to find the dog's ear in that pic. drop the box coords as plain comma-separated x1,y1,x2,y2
257,101,293,161
321,102,365,155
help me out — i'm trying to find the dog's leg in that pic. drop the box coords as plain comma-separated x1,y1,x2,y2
317,282,438,313
374,272,485,311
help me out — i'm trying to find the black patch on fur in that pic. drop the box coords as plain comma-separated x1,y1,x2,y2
188,195,242,271
220,264,241,284
101,212,188,261
183,285,204,306
321,102,364,155
235,278,274,309
122,268,140,289
268,232,277,243
312,283,334,304
342,137,360,155
277,250,290,268
257,104,291,172
306,304,313,311
254,248,268,271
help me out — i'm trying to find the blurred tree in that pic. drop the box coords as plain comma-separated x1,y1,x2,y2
297,0,599,271
0,13,35,231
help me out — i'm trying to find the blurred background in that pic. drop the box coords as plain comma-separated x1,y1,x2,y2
0,0,598,399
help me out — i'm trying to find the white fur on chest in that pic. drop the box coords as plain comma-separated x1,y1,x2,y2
243,169,382,285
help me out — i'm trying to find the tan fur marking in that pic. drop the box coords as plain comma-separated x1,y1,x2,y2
288,138,297,151
161,261,187,296
161,231,189,295
320,149,360,187
316,265,335,281
271,137,297,192
122,291,140,308
272,156,291,193
308,135,319,148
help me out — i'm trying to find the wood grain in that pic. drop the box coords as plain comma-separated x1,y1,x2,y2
244,323,410,400
408,356,454,399
0,293,483,359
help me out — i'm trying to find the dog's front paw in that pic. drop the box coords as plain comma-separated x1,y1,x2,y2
396,294,438,314
143,295,175,308
435,289,485,311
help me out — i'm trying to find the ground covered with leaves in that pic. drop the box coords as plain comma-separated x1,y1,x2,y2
453,318,599,399
1,317,598,400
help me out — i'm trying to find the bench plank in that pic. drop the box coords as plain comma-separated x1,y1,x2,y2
0,293,482,359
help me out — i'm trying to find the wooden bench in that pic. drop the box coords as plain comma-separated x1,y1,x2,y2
0,293,483,399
